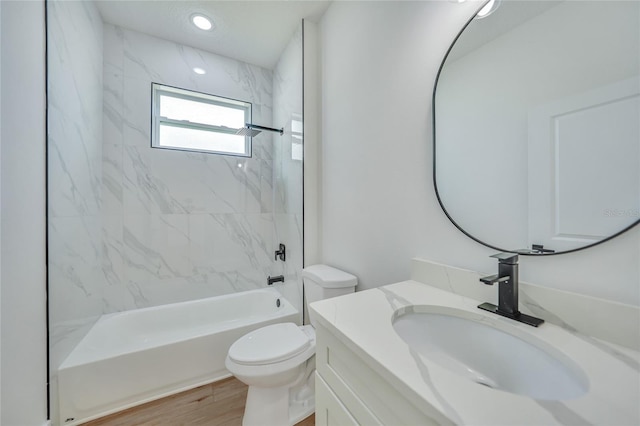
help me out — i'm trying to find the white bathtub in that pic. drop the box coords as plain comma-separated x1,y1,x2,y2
57,288,298,425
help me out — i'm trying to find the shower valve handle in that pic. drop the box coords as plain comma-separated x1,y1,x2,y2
275,244,286,262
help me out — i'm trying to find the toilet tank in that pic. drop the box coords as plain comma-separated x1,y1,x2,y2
302,264,357,311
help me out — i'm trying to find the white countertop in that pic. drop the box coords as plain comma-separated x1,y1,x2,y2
309,280,640,425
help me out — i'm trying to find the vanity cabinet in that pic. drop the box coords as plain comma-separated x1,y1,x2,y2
314,324,442,426
311,280,640,426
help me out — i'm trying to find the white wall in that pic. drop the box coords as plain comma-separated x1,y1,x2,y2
0,0,3,419
303,20,321,267
319,0,640,306
0,1,48,425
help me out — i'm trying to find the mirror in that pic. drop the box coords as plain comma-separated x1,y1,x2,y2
434,0,640,254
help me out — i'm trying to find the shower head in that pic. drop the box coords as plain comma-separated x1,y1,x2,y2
236,127,262,137
235,123,284,137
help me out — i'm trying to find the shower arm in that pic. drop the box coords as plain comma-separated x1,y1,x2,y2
244,123,284,135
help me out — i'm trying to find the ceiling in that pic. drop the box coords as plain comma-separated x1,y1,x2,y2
94,0,332,70
447,1,563,62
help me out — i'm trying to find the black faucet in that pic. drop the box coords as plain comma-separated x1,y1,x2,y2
274,243,286,261
478,253,544,327
267,275,284,285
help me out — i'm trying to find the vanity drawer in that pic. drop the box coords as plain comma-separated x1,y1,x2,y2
316,373,359,426
316,325,442,426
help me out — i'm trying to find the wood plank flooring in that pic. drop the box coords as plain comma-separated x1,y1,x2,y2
82,377,315,426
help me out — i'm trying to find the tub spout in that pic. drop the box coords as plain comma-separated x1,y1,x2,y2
267,275,284,285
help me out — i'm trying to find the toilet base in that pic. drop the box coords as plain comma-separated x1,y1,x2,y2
289,381,315,425
242,385,290,426
241,362,316,426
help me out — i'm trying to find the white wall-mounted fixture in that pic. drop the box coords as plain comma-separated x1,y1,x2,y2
191,13,213,31
476,0,501,19
192,67,206,75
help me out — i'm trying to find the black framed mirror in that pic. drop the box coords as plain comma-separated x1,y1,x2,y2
434,0,640,255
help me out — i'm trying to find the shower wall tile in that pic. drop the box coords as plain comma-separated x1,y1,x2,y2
272,26,304,216
51,17,301,372
123,214,192,284
123,145,193,215
273,131,304,216
48,0,105,370
272,26,304,320
49,216,116,323
275,213,304,277
118,261,272,311
120,27,272,107
49,216,102,291
101,25,278,315
48,1,103,131
48,1,103,218
104,62,124,148
102,213,125,287
48,108,103,218
122,76,152,149
274,213,304,316
260,157,274,214
104,24,124,75
119,266,268,311
121,281,226,311
121,145,269,215
102,143,123,216
189,213,274,272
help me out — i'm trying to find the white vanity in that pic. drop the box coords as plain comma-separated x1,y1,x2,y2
310,263,640,425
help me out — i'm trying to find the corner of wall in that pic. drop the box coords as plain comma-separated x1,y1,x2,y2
0,1,48,424
0,0,3,419
303,20,322,266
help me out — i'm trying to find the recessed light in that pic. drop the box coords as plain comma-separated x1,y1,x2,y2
193,67,206,75
476,0,501,19
191,14,213,31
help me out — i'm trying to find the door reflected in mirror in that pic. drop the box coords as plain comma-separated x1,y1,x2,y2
434,0,639,254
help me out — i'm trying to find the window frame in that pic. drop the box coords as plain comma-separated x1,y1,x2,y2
151,83,252,157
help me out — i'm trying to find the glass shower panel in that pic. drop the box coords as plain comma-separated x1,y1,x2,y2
271,25,305,319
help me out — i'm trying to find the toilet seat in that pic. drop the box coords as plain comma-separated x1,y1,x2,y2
228,323,311,366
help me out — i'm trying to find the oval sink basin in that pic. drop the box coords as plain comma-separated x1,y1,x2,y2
392,306,589,400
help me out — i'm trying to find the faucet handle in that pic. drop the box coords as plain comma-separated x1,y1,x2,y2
490,252,518,264
274,243,286,261
480,274,511,285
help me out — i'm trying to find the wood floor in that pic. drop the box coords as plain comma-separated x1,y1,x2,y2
82,377,315,426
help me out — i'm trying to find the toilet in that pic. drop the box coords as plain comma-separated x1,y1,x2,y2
225,264,357,426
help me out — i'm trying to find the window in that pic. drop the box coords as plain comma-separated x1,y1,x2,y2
151,83,252,157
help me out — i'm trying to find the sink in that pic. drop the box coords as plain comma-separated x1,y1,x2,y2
392,306,589,400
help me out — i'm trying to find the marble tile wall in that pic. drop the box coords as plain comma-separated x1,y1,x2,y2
50,17,306,369
48,0,105,369
102,24,277,311
272,26,304,318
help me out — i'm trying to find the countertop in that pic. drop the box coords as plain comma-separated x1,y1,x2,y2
309,280,640,425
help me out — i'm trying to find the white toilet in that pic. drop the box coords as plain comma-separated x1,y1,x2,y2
225,264,357,426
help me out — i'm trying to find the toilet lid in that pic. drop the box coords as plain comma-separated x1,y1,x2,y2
228,323,311,366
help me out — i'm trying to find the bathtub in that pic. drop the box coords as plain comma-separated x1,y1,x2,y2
57,288,298,425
